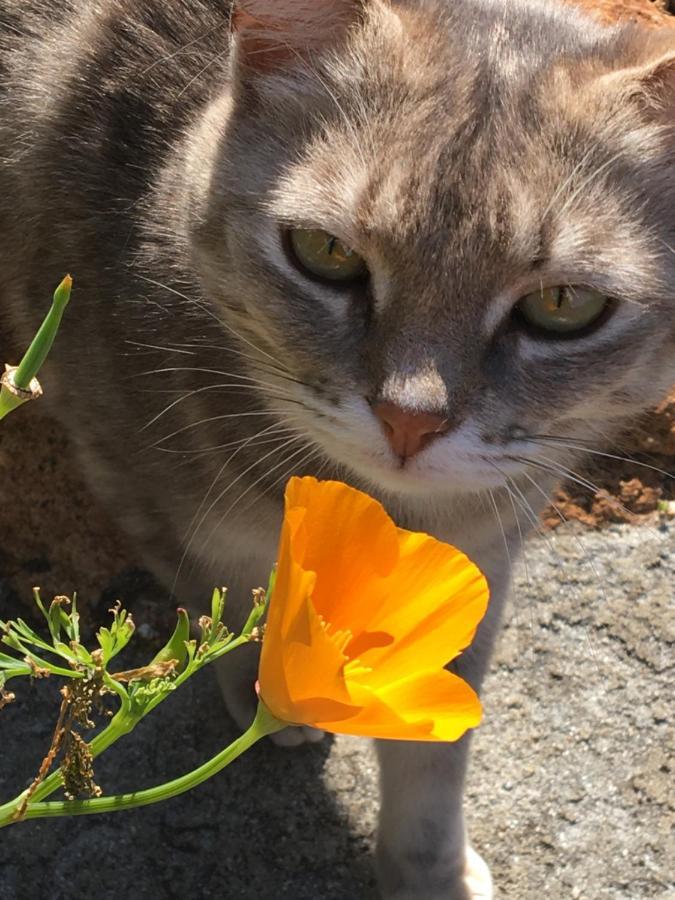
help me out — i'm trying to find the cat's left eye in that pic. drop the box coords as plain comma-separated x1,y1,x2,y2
288,229,368,284
516,286,610,336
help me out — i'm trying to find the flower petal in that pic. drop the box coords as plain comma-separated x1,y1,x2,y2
284,477,401,630
314,670,481,741
355,539,489,687
260,588,355,723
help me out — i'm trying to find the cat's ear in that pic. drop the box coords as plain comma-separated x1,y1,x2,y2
231,0,365,73
599,31,674,121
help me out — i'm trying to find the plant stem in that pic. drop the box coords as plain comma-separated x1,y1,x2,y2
3,703,282,824
0,706,137,826
13,275,72,390
0,275,72,421
0,636,253,826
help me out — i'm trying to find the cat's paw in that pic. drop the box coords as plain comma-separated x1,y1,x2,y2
379,847,493,900
270,725,326,747
464,846,493,899
214,648,325,747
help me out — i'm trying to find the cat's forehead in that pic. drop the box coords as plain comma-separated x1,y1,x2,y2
266,37,669,310
272,81,568,292
252,0,673,318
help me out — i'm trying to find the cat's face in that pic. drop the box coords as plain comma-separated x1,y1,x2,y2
190,0,675,501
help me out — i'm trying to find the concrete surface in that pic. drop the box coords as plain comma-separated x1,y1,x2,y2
1,521,673,900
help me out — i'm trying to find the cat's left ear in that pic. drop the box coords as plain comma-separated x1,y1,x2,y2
599,30,674,120
230,0,365,73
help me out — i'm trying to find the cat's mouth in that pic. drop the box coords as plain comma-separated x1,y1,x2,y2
309,421,520,496
354,451,521,496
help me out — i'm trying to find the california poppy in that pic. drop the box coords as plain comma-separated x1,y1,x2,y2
258,477,489,741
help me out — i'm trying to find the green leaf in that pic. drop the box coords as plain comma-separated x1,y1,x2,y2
2,618,58,656
13,275,72,391
0,654,33,678
96,605,135,664
211,588,226,626
151,608,190,673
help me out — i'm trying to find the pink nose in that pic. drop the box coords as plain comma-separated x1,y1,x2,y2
372,401,448,460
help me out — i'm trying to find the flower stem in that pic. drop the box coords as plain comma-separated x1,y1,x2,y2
1,703,283,825
0,706,137,827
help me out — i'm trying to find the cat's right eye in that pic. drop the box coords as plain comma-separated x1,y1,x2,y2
288,229,368,284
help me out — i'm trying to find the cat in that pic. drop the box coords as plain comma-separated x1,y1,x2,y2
1,1,673,897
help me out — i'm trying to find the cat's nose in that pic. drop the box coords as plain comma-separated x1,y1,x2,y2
372,401,449,460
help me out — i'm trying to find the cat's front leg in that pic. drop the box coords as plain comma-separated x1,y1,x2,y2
375,539,510,900
376,736,492,900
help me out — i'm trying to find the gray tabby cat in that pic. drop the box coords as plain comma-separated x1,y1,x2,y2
1,0,673,896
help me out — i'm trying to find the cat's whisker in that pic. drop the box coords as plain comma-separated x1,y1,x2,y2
519,468,609,617
514,454,666,542
522,471,604,673
136,275,282,367
144,408,294,451
539,141,604,223
140,23,228,78
140,381,292,435
506,476,604,673
175,48,230,101
237,443,326,517
297,54,371,170
180,421,299,466
126,339,197,356
486,462,530,583
312,455,333,482
152,430,297,457
183,422,293,531
140,384,261,434
171,428,303,595
185,434,314,577
486,487,513,573
126,337,301,385
525,435,674,481
557,148,638,229
501,478,603,725
203,436,316,546
498,476,553,638
143,342,310,387
184,432,305,552
131,365,294,395
505,480,531,585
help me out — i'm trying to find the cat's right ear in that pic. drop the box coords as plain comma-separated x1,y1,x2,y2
230,0,366,74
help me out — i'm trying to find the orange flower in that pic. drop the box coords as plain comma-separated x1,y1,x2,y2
258,477,489,741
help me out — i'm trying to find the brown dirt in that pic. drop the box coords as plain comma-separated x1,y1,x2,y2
568,0,674,26
544,391,675,529
0,409,136,611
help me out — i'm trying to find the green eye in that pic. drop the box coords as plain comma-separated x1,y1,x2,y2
517,286,610,335
288,229,367,283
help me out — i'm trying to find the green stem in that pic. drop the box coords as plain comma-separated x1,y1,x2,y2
0,376,29,421
0,706,137,826
0,638,252,826
0,275,72,421
13,275,72,390
2,703,283,825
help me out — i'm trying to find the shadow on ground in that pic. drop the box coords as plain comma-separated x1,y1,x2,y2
0,647,378,900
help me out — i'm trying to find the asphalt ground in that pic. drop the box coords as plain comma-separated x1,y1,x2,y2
1,520,673,900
